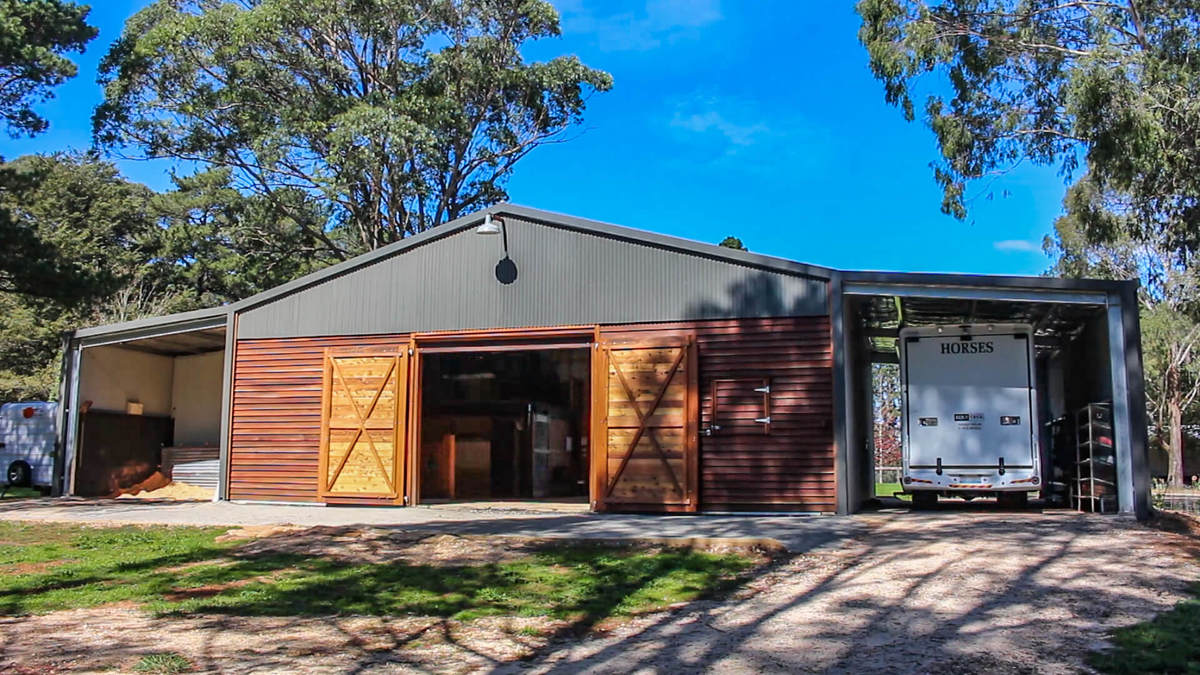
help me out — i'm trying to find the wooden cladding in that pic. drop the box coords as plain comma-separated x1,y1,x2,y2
600,317,834,512
712,378,771,435
318,351,408,501
229,335,408,502
229,316,834,511
593,338,699,512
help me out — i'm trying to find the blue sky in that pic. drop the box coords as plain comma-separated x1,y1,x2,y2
0,0,1069,275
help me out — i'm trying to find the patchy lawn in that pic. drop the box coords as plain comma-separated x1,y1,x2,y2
0,486,41,500
0,520,764,625
1088,583,1200,674
0,521,770,672
875,482,910,501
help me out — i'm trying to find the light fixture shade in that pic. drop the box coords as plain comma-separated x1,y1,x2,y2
475,214,502,235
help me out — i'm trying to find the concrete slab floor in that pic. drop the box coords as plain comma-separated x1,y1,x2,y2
0,497,865,553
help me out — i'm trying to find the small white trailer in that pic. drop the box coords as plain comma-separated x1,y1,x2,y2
899,324,1040,507
1,402,58,494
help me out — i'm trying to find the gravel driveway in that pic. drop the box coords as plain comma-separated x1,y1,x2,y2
0,508,1196,673
506,511,1200,674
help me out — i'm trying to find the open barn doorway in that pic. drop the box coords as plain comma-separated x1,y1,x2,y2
65,325,225,499
416,348,591,508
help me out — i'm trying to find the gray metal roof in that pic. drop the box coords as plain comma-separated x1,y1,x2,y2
840,269,1133,293
72,305,229,344
70,203,1138,341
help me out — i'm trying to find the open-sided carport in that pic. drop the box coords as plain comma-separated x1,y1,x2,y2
55,307,230,497
831,272,1150,518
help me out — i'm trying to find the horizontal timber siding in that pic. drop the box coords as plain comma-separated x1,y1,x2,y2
600,317,834,512
229,334,409,502
231,317,833,511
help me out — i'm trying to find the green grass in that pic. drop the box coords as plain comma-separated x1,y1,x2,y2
133,652,192,674
875,482,910,501
1088,583,1200,674
0,521,758,630
1,486,42,500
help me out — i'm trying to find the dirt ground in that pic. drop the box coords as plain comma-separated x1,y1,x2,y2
1,511,1198,674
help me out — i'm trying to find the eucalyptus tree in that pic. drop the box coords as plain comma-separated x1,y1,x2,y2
859,0,1200,484
0,153,163,401
0,0,96,302
0,0,96,137
94,0,613,258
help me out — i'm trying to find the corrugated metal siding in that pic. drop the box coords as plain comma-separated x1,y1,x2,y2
238,218,828,339
600,317,835,512
229,334,408,502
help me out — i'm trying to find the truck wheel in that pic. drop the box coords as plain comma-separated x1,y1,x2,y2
998,492,1029,509
911,492,937,510
6,461,32,488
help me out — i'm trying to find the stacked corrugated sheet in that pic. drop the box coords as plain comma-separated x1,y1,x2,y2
162,446,219,490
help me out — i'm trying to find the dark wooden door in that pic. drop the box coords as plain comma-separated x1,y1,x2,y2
592,337,698,511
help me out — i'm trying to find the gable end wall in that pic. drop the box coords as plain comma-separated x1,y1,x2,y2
236,218,829,339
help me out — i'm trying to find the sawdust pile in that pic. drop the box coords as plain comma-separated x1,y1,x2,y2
113,472,213,500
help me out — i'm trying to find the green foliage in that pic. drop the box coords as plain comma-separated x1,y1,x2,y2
0,153,161,400
858,1,1200,225
0,0,96,137
94,0,613,257
0,154,336,401
718,236,747,251
1050,173,1200,484
1088,583,1200,674
0,154,199,401
0,153,159,302
0,521,757,632
150,168,338,305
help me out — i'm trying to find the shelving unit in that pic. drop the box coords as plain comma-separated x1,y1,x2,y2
1074,402,1117,513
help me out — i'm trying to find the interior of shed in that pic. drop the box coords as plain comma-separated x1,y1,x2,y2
844,294,1117,511
70,328,225,497
418,348,590,503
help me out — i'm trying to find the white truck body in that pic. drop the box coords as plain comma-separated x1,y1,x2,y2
0,402,58,488
900,325,1040,494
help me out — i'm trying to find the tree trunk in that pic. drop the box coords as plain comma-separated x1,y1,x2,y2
1167,394,1186,488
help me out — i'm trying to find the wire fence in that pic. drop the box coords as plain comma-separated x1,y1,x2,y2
875,466,902,484
1157,491,1200,515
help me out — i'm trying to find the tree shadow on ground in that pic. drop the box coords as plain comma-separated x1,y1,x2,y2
479,513,1200,674
1,512,1197,673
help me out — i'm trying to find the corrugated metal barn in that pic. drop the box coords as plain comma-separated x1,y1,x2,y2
52,205,1152,517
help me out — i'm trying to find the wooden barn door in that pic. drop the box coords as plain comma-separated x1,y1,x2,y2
592,337,699,512
318,349,409,502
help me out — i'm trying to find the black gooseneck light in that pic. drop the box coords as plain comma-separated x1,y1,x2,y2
475,213,518,284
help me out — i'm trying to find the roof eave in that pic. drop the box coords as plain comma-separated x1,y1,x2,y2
71,305,230,343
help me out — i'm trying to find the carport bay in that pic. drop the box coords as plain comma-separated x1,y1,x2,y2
835,273,1150,517
56,307,228,498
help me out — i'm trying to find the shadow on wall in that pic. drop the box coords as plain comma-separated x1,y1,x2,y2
684,272,822,320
